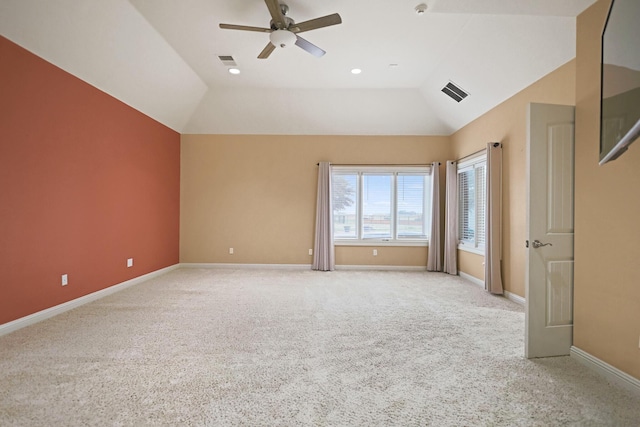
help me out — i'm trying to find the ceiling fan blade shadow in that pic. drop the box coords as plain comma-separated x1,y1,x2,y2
264,0,286,28
219,23,272,33
258,42,276,59
291,13,342,33
295,36,325,58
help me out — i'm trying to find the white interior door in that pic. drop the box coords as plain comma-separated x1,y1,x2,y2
525,103,575,359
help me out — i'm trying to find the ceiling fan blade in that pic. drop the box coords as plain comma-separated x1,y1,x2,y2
291,13,342,33
264,0,286,29
294,36,325,58
219,23,272,33
258,42,276,59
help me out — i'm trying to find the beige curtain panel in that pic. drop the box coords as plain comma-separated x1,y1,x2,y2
443,160,458,275
484,143,504,294
427,162,442,271
312,162,335,271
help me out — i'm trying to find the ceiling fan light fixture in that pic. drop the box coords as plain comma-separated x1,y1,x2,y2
219,3,342,59
269,29,296,48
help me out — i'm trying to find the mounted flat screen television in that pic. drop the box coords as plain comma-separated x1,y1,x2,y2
600,0,640,165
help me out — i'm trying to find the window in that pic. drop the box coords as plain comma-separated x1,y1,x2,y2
457,154,486,254
332,166,431,245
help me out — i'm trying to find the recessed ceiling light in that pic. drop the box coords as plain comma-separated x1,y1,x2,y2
351,68,362,75
228,68,240,75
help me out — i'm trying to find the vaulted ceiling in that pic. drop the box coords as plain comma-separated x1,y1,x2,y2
1,0,596,135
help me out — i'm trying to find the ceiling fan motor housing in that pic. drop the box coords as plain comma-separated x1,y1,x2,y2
271,16,294,31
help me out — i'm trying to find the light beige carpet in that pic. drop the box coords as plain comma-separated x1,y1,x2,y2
0,269,638,426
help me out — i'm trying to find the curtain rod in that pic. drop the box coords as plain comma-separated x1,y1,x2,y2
316,163,440,166
456,149,485,163
455,142,500,163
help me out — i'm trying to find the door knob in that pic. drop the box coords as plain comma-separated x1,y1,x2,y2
531,239,552,248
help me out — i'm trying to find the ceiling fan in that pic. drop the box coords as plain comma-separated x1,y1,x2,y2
219,0,342,59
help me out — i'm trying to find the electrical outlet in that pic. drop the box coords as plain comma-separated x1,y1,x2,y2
308,249,313,256
127,258,133,268
61,274,68,286
373,249,378,256
229,248,234,255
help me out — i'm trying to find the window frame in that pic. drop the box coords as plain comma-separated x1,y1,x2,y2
457,153,487,255
332,166,431,247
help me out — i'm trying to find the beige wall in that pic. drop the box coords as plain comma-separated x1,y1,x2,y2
575,0,640,379
335,246,428,267
180,135,451,266
450,60,576,296
458,251,484,281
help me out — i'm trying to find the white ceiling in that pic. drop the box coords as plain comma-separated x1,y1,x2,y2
0,0,596,135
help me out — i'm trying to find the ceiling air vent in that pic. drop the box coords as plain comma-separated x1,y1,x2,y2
442,81,469,103
217,55,237,67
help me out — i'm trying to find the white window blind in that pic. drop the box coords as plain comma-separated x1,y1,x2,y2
475,164,486,248
457,154,487,253
397,174,428,239
458,168,473,242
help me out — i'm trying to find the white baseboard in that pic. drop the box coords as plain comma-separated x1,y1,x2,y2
459,271,484,287
504,290,525,305
0,264,180,337
335,265,427,271
459,271,525,305
179,263,312,270
570,346,640,397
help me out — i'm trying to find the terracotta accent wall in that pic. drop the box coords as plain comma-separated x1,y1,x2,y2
0,37,180,325
180,134,451,266
450,60,576,296
575,0,640,379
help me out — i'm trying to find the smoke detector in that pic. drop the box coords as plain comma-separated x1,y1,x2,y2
415,3,428,15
